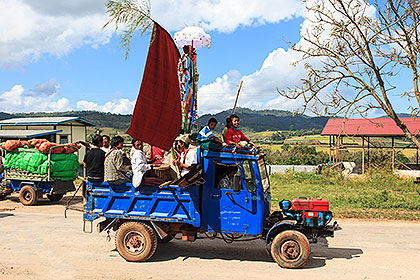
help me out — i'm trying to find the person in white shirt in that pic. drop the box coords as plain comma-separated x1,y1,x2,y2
218,166,239,189
131,139,162,187
174,135,198,177
101,135,111,153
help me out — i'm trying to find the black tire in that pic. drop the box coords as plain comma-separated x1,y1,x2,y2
115,222,158,262
270,230,310,269
158,235,173,243
19,185,37,206
47,194,64,202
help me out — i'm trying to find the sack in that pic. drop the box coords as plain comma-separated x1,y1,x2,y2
1,140,23,151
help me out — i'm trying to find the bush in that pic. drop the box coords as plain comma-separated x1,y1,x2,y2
264,144,329,165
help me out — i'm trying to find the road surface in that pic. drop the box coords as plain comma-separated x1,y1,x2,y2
1,193,420,280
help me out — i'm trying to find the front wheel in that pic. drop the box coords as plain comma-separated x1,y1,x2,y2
115,222,157,262
47,194,64,202
19,185,37,206
270,230,310,269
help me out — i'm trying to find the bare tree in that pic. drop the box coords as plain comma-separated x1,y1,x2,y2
280,0,420,148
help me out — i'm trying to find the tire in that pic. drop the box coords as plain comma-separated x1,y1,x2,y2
158,235,173,243
115,222,158,262
19,185,37,206
47,194,64,202
270,230,310,269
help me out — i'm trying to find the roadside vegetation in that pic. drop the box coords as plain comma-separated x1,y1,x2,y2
269,168,420,221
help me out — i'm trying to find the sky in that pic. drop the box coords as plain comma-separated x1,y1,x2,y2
0,0,415,116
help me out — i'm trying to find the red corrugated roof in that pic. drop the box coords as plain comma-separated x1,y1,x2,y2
321,118,420,137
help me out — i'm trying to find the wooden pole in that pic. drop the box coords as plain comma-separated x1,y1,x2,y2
232,80,243,114
362,137,365,174
329,135,332,162
392,137,395,171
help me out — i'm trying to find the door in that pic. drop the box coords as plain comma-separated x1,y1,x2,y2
206,161,256,234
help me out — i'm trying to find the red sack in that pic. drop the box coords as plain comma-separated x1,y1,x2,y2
1,140,24,151
38,142,60,154
30,139,48,149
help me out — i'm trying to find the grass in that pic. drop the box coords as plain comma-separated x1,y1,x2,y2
269,169,420,221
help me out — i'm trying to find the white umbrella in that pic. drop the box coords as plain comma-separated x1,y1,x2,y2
173,26,211,49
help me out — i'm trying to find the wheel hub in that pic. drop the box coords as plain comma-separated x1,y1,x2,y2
23,191,32,201
124,231,146,254
280,240,300,260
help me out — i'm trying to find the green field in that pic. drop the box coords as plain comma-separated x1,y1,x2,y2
269,170,420,220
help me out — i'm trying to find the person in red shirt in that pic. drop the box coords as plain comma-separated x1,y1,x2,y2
224,114,257,149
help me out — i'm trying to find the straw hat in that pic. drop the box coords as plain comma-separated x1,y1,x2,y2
176,134,190,144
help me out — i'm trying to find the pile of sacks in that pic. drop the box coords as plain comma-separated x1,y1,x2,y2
1,139,81,154
1,139,81,181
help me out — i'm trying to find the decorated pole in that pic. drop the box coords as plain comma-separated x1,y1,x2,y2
174,26,211,133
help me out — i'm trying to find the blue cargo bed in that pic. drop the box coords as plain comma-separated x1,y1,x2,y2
84,182,201,227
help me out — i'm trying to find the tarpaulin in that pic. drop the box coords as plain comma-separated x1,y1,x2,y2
126,21,181,151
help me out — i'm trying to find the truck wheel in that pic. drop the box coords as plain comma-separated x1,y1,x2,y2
47,194,64,202
115,222,157,262
19,185,37,206
270,230,310,269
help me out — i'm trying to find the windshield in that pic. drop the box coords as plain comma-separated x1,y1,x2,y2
258,158,270,192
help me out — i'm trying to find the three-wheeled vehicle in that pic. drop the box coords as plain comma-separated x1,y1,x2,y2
0,146,76,205
82,147,337,268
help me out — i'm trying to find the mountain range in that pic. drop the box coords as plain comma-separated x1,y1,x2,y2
0,108,330,133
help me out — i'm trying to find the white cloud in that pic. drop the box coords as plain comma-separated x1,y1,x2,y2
77,99,135,114
0,0,302,69
151,0,302,33
0,0,110,69
0,84,72,113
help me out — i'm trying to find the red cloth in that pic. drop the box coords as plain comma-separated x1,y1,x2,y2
152,146,166,164
127,22,181,151
224,127,249,143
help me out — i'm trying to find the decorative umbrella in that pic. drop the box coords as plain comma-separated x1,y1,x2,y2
174,26,211,49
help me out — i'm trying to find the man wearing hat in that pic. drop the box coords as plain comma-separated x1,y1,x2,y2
175,135,198,176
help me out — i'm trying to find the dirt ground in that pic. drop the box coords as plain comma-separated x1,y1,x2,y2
1,192,420,280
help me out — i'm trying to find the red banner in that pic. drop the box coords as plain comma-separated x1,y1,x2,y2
127,22,181,150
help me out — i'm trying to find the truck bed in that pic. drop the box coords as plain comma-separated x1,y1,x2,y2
84,183,201,227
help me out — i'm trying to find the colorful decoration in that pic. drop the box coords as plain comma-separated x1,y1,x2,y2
174,26,211,133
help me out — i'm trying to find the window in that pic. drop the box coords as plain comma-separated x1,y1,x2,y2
215,163,240,190
258,159,270,192
242,160,257,193
59,135,69,144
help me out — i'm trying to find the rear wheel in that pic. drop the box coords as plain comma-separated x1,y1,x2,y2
115,222,157,262
47,194,64,202
270,230,310,269
19,185,37,206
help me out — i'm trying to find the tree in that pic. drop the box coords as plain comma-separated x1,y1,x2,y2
103,0,153,59
279,0,420,148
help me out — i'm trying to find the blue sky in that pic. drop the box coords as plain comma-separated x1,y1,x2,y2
0,0,414,116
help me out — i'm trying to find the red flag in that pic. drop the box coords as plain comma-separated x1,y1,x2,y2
127,22,181,150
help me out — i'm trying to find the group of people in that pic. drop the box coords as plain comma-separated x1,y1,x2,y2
82,134,199,188
82,114,254,189
197,114,257,149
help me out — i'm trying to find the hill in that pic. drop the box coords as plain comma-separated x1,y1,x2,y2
0,108,329,133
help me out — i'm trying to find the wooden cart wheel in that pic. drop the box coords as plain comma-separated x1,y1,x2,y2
115,222,157,262
270,230,310,269
47,194,64,202
19,185,37,206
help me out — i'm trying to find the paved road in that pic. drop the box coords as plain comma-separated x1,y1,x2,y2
1,194,420,280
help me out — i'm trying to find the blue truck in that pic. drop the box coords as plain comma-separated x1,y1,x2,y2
83,147,337,268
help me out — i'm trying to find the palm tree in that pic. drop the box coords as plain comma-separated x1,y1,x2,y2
104,0,153,59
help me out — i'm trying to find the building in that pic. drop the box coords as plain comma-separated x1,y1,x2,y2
321,118,420,173
0,116,95,162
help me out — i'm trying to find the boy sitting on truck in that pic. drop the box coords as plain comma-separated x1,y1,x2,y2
83,134,105,183
197,118,227,149
174,135,198,177
131,139,163,187
224,114,257,149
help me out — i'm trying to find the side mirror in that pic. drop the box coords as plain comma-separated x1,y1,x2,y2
232,174,241,192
